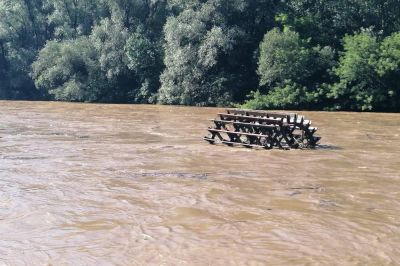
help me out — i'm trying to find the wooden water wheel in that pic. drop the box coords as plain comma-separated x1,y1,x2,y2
203,109,321,150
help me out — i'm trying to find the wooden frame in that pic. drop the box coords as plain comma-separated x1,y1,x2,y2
204,109,321,149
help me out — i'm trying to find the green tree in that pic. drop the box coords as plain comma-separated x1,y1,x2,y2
33,19,132,102
32,37,103,101
125,29,162,102
48,0,105,39
279,0,400,48
242,82,309,110
376,32,400,111
159,0,240,106
257,28,311,86
32,16,164,103
329,31,400,111
329,31,380,111
244,28,334,110
0,0,49,99
159,0,279,106
1,0,399,111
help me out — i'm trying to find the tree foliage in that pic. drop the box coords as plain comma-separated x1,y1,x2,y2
0,0,399,111
158,0,239,106
32,37,102,101
258,28,311,86
251,28,335,110
329,31,400,111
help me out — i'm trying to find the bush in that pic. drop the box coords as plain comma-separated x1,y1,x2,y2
329,31,400,111
242,80,320,110
257,28,311,86
244,28,335,110
375,32,400,110
32,37,102,101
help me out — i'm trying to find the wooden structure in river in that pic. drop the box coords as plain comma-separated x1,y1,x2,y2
204,108,321,150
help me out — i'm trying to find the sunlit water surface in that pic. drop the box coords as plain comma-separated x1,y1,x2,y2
0,101,399,265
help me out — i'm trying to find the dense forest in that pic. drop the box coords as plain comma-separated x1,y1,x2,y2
0,0,399,111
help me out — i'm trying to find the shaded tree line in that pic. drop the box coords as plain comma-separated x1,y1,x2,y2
0,0,399,111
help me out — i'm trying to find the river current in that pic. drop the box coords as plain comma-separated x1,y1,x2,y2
0,101,399,265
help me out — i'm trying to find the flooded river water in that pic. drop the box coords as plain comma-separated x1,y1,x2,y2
0,101,399,265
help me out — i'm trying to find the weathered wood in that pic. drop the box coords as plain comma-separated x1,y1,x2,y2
226,108,294,116
211,119,277,129
203,136,216,144
208,128,270,138
205,109,320,150
218,113,284,125
207,128,282,149
221,140,272,149
226,108,295,120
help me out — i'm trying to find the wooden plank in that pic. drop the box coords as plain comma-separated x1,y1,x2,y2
203,137,272,149
203,136,216,143
226,109,248,115
218,113,284,125
221,140,271,149
248,111,289,120
211,119,277,129
204,131,295,150
207,128,271,138
225,109,317,128
226,108,295,119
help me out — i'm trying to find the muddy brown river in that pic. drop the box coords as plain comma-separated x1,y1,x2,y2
0,101,399,265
